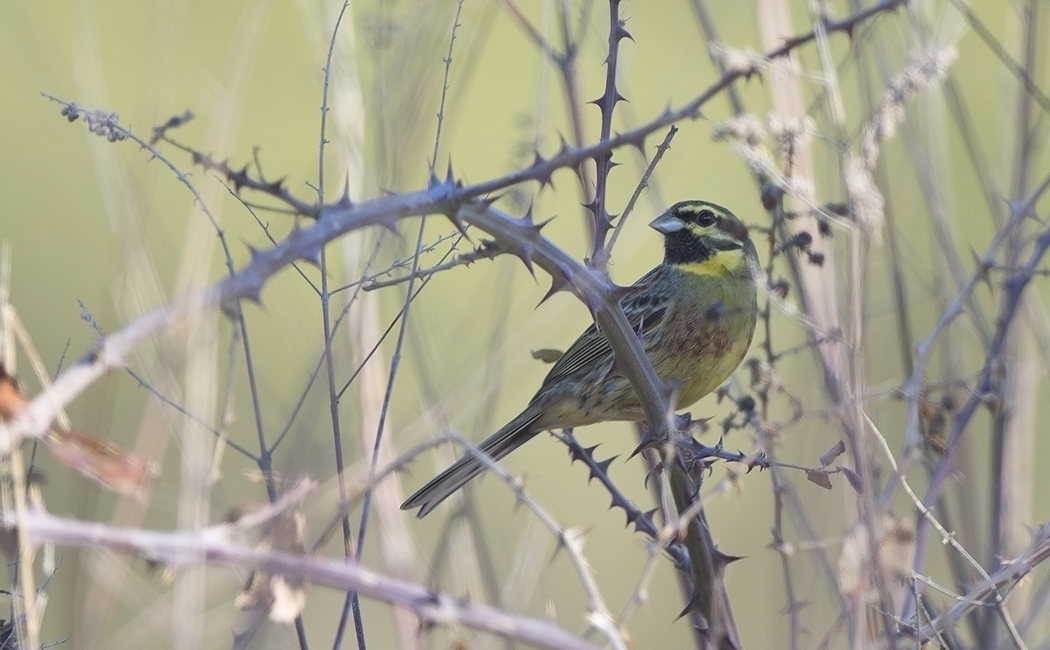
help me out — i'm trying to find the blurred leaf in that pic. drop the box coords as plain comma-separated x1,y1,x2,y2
45,428,158,498
805,469,833,490
837,512,916,607
236,508,308,623
0,362,28,421
531,348,563,363
818,440,846,467
2,345,158,496
841,467,863,493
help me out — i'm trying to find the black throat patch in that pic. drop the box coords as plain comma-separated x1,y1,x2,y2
663,230,739,265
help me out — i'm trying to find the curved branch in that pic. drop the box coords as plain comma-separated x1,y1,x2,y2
6,509,598,650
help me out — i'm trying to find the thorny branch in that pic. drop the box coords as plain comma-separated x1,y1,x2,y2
0,508,598,650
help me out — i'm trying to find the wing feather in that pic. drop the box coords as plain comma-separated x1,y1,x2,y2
539,266,674,388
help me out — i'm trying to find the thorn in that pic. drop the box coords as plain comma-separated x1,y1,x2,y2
377,213,401,236
548,533,567,564
675,591,708,624
570,443,600,464
972,249,992,289
521,204,554,236
427,169,440,190
537,170,556,189
713,548,745,570
593,212,613,232
748,452,771,471
299,245,322,267
624,132,647,154
630,433,661,460
588,454,619,485
523,217,553,241
243,284,264,306
623,508,645,531
595,455,617,476
529,150,556,188
511,244,536,276
521,203,536,225
444,208,470,239
582,295,601,323
642,462,662,489
285,222,308,250
555,134,573,158
338,178,353,209
552,526,589,563
640,508,658,532
537,274,571,306
264,176,287,195
592,149,613,166
488,192,510,209
229,165,251,192
445,158,455,185
511,473,530,511
245,243,262,263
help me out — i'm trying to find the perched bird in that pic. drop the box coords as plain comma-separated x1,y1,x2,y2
402,200,759,517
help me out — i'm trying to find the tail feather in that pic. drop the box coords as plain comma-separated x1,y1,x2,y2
401,410,543,518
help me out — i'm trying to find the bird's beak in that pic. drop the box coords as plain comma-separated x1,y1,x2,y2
649,212,684,234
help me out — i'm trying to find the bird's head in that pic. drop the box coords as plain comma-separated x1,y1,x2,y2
649,200,757,275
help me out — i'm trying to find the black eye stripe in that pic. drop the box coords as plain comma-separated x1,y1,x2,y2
712,239,743,252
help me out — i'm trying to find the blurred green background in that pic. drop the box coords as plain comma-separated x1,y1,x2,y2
2,0,1050,648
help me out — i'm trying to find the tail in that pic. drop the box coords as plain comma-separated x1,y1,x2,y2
401,410,544,518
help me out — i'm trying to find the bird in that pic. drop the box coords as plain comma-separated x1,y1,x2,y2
401,200,759,518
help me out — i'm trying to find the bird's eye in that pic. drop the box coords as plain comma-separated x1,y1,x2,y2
696,209,717,227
